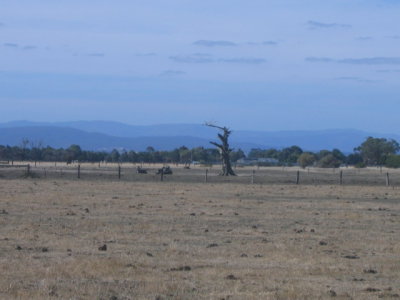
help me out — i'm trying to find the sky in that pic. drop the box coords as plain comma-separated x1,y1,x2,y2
1,0,400,132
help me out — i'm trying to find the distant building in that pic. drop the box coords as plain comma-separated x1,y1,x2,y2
237,158,279,166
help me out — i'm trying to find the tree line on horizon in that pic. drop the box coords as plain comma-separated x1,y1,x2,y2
1,136,400,168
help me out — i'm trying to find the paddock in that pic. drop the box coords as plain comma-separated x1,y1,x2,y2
0,176,399,299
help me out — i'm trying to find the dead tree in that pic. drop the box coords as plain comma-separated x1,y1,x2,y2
206,123,236,176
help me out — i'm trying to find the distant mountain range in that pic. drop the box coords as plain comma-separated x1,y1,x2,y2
0,120,398,153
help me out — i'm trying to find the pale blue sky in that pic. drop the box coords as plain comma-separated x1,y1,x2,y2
1,0,400,132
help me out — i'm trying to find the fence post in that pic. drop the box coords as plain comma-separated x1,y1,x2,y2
160,168,164,182
251,170,255,184
118,165,121,180
296,170,300,185
205,169,208,183
26,164,30,176
78,165,80,179
339,170,343,185
386,172,390,187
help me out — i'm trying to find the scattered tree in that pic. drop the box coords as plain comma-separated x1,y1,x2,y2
230,149,245,162
385,154,400,168
297,152,316,168
355,137,400,166
205,123,236,176
279,146,303,165
346,153,363,165
317,154,341,168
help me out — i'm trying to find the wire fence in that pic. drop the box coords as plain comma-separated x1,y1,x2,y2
1,161,400,187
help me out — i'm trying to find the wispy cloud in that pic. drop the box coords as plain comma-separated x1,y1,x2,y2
305,57,335,63
3,43,38,50
340,57,400,65
22,45,37,50
170,54,266,65
136,53,156,57
160,70,186,77
194,40,278,48
170,53,214,63
376,69,400,73
306,56,400,65
386,35,400,39
262,41,278,46
219,57,266,64
334,76,377,83
193,40,237,47
87,53,105,57
355,36,373,41
247,40,278,46
307,20,351,30
4,43,18,48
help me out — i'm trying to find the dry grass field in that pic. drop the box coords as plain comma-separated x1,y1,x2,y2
0,168,399,299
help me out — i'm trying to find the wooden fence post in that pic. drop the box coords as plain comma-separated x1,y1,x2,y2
386,172,390,187
26,164,30,176
160,168,164,182
251,170,255,184
339,170,343,185
296,170,300,185
205,169,208,183
78,165,80,179
118,165,121,180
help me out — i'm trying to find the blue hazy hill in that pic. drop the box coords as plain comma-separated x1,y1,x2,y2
0,121,398,152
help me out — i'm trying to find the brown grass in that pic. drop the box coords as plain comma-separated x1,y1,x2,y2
0,177,399,299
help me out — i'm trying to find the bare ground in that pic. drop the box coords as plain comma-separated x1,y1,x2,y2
0,178,399,299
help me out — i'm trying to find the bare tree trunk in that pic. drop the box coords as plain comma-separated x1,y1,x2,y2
206,123,236,176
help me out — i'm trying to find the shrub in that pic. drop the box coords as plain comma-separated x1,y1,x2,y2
354,162,367,168
385,155,400,168
298,153,316,169
317,154,341,168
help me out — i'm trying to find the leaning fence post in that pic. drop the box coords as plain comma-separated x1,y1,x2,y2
339,170,343,185
251,170,255,184
386,172,390,187
296,170,300,185
78,164,81,179
118,165,121,180
205,169,208,183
